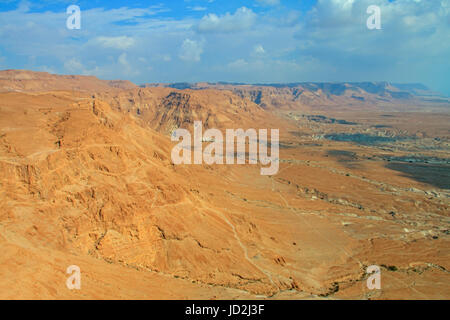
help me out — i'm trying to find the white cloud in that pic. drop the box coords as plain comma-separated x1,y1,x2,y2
64,58,84,73
179,39,204,62
118,53,129,66
290,0,450,92
256,0,281,6
0,0,449,94
95,36,135,50
63,58,100,76
254,44,265,55
189,6,207,11
196,7,257,33
228,59,249,69
117,53,140,76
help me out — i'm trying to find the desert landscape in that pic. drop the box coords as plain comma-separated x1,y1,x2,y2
0,70,448,300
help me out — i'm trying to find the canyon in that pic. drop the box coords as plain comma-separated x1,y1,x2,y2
0,70,448,299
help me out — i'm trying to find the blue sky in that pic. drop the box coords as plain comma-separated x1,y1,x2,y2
0,0,449,95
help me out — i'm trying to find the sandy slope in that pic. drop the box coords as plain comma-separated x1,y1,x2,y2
0,71,448,299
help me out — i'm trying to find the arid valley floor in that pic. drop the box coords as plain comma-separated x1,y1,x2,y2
0,70,449,299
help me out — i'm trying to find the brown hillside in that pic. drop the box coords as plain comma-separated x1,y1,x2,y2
0,71,448,299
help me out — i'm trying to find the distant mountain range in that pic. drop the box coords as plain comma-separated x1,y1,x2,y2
144,81,437,97
1,70,448,109
0,69,136,92
142,81,449,108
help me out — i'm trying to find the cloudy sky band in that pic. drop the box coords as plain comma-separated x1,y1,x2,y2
0,0,448,95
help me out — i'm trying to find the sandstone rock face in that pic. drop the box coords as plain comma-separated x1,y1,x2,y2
0,70,448,299
141,81,450,112
94,87,272,135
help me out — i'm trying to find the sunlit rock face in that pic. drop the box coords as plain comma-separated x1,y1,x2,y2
0,70,448,299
